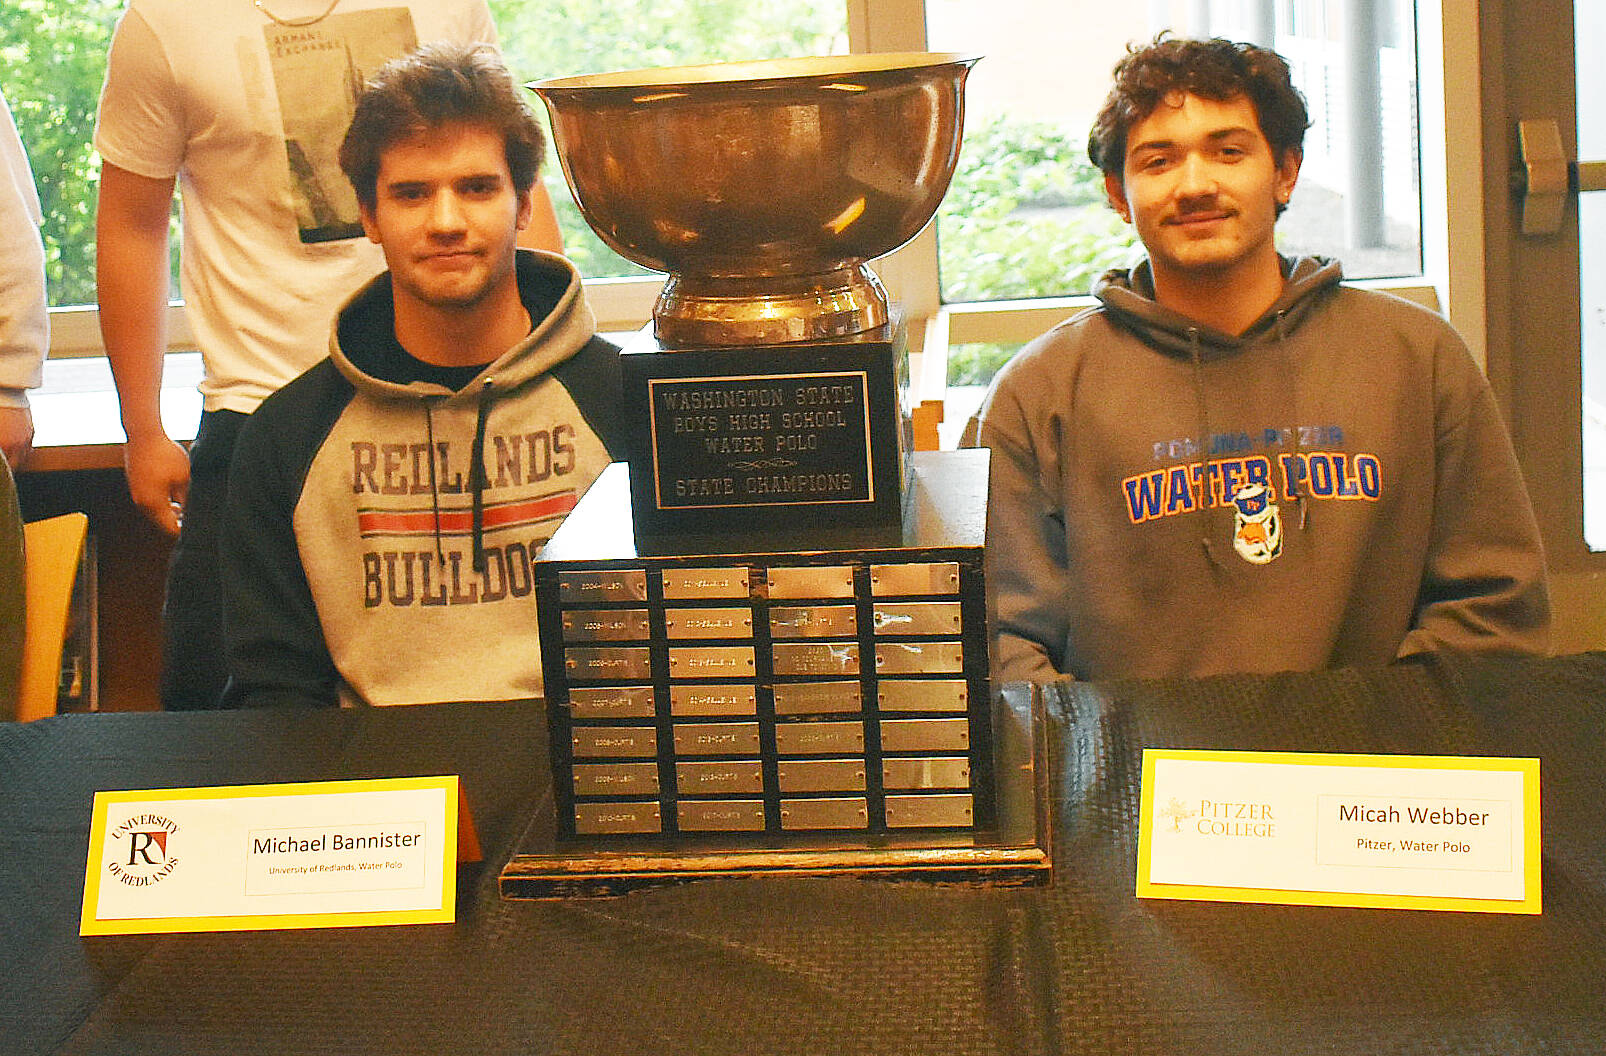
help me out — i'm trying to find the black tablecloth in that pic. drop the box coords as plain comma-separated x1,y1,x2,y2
4,653,1604,1055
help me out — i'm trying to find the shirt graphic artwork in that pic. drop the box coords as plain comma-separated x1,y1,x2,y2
265,8,418,243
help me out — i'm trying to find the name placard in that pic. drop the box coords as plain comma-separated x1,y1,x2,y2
81,776,459,935
1136,750,1540,914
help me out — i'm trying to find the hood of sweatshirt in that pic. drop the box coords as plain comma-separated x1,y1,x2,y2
328,249,597,400
1093,254,1344,361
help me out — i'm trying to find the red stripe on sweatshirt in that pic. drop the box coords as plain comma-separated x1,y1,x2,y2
358,490,578,537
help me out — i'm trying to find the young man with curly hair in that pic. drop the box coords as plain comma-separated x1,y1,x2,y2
975,36,1549,682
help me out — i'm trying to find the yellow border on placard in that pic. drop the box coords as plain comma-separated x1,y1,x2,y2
81,775,459,936
1135,749,1541,915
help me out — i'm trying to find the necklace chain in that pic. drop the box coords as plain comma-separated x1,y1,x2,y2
253,0,341,27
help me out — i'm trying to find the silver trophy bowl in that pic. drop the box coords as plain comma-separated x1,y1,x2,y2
532,52,977,347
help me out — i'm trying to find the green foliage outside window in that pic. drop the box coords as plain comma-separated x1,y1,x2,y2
937,114,1138,304
947,341,1023,387
5,0,1135,316
937,116,1139,384
2,0,131,307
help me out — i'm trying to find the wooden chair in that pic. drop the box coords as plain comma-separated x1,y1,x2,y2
1,453,90,722
17,512,89,720
1,452,23,717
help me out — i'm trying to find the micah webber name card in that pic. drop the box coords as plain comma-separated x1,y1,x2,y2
1137,750,1540,914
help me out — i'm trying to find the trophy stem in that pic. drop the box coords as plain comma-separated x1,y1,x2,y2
653,265,889,348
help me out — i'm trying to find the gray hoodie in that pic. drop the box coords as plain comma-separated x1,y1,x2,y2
975,255,1550,682
223,251,625,707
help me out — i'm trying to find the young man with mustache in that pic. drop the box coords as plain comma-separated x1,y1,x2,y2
975,36,1549,682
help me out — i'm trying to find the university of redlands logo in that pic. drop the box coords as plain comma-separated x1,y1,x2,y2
105,813,180,887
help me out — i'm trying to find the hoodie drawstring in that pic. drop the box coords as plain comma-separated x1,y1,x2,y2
469,379,494,574
422,399,447,569
1275,310,1309,531
1188,328,1225,573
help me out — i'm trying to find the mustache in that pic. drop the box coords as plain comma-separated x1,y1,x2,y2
1168,200,1234,222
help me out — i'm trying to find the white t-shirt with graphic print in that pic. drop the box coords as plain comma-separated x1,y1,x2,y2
95,0,498,414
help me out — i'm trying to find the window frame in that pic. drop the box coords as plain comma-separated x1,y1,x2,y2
43,0,1483,381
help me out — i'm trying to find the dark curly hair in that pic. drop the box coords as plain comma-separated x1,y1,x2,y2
1088,36,1309,180
339,41,545,212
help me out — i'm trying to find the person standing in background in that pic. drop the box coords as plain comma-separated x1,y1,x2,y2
0,87,48,469
94,0,565,708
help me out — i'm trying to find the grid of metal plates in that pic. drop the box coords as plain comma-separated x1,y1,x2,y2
540,555,991,839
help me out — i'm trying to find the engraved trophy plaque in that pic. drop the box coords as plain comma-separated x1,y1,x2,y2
498,54,1050,898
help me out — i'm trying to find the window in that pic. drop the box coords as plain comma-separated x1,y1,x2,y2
7,0,1453,384
922,0,1422,384
1579,0,1605,550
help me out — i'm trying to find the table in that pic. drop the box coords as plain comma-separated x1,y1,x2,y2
5,652,1604,1055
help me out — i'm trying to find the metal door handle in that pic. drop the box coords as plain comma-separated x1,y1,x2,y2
1516,118,1606,236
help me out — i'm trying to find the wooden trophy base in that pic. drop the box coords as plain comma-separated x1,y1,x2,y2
498,451,1053,898
499,682,1050,898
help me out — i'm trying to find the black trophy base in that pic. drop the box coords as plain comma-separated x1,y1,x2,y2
498,449,1052,896
621,320,912,538
498,683,1051,899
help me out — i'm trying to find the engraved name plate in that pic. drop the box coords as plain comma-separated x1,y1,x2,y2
575,801,661,835
879,718,970,752
870,562,960,597
670,684,758,716
565,647,653,681
562,609,651,642
572,762,661,796
780,797,869,831
571,726,658,758
567,685,658,719
662,567,750,600
885,794,975,829
771,642,860,677
676,800,767,832
664,607,754,640
871,602,962,637
647,371,873,511
766,566,855,599
668,646,756,678
876,680,968,713
772,681,863,715
882,757,972,790
558,570,647,603
769,605,858,639
776,758,867,793
672,722,763,755
874,641,964,675
773,721,865,755
676,760,765,795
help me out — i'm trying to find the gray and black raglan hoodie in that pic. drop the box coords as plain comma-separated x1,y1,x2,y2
223,251,625,707
975,255,1550,683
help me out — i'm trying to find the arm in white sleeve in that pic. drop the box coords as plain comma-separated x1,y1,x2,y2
0,91,48,466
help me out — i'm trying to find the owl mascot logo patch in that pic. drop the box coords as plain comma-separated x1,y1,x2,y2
1230,482,1283,565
